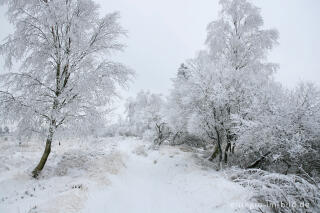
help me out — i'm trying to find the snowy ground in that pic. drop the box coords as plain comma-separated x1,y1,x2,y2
0,136,254,213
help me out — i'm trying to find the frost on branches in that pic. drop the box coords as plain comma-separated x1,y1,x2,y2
160,1,320,211
229,168,320,213
167,0,279,167
0,0,133,177
124,91,170,145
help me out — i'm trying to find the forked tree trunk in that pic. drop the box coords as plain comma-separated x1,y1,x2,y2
32,130,54,178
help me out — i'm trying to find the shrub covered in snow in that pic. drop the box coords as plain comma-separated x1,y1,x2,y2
228,168,320,213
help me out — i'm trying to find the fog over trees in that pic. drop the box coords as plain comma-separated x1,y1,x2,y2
0,0,319,212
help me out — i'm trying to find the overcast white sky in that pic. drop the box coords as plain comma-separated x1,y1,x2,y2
1,0,320,98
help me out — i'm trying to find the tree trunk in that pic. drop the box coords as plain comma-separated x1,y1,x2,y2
224,142,231,163
215,127,223,164
209,127,223,167
231,143,235,154
209,144,219,161
32,131,54,178
246,151,271,169
172,132,181,145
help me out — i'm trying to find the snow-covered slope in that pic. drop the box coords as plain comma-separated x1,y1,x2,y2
0,137,253,213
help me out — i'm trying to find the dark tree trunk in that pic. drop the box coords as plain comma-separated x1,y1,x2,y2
215,127,223,164
224,142,231,163
247,151,271,169
231,143,235,154
283,160,291,175
172,132,181,145
224,127,234,163
32,126,54,178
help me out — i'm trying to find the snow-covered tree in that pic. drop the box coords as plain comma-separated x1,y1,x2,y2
167,0,278,166
165,64,194,142
125,91,166,141
235,82,320,177
206,0,279,69
0,0,133,177
206,0,278,161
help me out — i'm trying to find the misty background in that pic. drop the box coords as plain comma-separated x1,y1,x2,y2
1,0,319,107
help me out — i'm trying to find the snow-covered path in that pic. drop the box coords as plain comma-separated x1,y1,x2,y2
83,139,252,213
0,137,253,212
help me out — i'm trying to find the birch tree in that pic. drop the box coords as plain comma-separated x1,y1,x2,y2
0,0,133,178
206,0,278,161
168,0,278,165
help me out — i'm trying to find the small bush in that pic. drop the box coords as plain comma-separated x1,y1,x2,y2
228,168,320,213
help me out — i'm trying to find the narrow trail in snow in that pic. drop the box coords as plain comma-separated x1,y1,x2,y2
83,139,251,213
